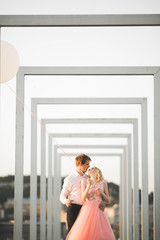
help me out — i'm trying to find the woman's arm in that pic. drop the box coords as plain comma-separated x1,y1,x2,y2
81,178,91,201
97,181,110,204
102,181,110,203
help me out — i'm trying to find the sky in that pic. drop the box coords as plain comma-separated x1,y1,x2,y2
0,0,160,14
0,0,160,193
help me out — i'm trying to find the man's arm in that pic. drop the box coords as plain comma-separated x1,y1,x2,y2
60,179,73,207
60,178,71,205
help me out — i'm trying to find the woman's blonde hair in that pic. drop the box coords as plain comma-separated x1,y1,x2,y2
94,167,104,182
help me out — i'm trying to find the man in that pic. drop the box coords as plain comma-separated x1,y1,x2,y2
60,153,105,232
60,153,91,232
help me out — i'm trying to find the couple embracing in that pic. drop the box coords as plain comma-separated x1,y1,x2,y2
60,154,115,240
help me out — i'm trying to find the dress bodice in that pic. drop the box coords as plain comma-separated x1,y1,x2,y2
87,180,104,201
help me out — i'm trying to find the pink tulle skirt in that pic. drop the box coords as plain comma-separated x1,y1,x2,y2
66,199,115,240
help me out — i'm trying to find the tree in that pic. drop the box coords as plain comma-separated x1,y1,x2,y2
0,186,14,204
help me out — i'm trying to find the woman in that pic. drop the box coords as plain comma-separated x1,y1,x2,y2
66,167,115,240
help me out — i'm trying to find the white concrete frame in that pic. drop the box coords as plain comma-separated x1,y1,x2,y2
53,144,127,240
0,14,160,26
40,117,138,240
48,133,132,240
41,126,131,240
58,152,124,240
11,74,145,240
0,14,160,240
33,96,142,240
32,97,144,240
6,72,149,240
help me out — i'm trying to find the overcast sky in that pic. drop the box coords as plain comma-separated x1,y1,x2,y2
0,0,160,193
0,0,160,14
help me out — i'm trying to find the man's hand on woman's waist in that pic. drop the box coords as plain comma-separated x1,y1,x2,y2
65,199,73,207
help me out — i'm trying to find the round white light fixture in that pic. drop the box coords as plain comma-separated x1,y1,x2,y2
0,40,20,83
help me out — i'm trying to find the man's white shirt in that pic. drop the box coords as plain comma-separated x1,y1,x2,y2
60,171,86,205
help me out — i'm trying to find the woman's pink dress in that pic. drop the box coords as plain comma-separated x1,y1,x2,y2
66,180,115,240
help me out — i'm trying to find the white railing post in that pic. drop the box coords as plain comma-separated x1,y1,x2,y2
133,120,139,240
48,135,53,240
14,70,24,240
154,70,160,240
40,125,46,239
30,99,38,240
141,99,149,240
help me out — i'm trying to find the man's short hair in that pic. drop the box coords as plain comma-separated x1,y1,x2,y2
75,154,91,166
